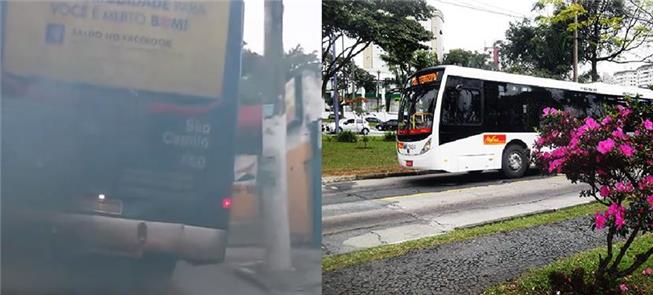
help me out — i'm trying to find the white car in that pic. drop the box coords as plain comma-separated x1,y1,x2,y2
325,118,371,135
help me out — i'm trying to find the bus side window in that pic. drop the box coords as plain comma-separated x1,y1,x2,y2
441,77,482,126
498,83,530,132
483,81,500,130
526,85,553,131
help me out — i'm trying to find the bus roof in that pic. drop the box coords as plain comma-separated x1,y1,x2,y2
411,65,653,100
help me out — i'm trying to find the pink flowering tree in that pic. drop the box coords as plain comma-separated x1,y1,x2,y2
534,100,653,292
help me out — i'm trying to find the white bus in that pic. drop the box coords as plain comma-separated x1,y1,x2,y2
396,65,653,178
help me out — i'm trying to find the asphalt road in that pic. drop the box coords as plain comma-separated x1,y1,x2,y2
323,216,606,295
322,170,592,255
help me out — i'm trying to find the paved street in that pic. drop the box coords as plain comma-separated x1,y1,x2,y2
322,171,592,254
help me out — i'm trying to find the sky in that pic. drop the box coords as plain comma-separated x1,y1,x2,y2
428,0,648,76
242,0,321,55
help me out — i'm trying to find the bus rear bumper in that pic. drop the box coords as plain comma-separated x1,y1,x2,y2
51,213,227,264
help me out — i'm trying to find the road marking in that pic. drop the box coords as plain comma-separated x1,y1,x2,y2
378,175,567,202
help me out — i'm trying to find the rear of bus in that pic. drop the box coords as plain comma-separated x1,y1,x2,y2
1,1,243,290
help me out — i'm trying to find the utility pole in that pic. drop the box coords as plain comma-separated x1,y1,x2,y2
573,0,579,82
260,0,291,271
376,70,381,112
331,37,340,133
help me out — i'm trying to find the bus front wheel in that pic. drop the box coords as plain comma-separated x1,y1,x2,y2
501,145,528,178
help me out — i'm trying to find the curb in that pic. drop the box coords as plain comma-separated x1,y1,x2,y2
322,170,440,184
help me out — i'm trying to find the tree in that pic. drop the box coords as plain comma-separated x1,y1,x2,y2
325,58,376,114
284,45,320,79
500,19,577,79
442,49,493,70
412,50,440,72
649,84,653,90
537,0,653,81
240,47,320,105
382,49,440,88
322,0,435,96
535,101,653,293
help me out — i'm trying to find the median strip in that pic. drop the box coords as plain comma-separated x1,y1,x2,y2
323,201,604,272
483,234,653,295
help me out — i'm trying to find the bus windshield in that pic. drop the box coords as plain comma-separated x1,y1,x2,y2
398,84,439,141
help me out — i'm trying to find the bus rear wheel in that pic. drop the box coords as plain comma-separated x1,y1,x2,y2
501,145,528,178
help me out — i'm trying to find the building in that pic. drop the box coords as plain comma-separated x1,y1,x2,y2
613,64,653,89
360,9,445,77
637,64,653,88
614,69,639,87
428,10,445,62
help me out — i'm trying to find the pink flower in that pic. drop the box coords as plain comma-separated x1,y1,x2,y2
607,204,626,229
584,117,600,130
597,139,616,154
644,119,653,131
548,159,565,173
569,136,580,148
608,203,623,216
619,283,629,293
619,144,635,158
542,107,558,117
615,182,634,193
602,116,612,125
595,212,607,229
599,185,611,198
617,105,632,118
612,128,628,140
640,176,653,190
647,195,653,207
615,211,626,229
551,147,567,158
643,267,652,276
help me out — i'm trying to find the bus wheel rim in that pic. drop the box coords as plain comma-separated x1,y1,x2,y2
508,152,522,170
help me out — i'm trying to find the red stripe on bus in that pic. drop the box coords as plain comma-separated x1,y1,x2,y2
398,128,432,135
148,100,222,115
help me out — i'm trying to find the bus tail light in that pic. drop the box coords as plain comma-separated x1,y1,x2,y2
222,197,233,209
406,160,413,167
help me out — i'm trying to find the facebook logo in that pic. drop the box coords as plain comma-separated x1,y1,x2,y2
45,24,65,45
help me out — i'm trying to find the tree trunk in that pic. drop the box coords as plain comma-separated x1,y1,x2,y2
591,58,599,82
321,79,328,99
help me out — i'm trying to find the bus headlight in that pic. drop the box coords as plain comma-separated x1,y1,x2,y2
420,138,431,154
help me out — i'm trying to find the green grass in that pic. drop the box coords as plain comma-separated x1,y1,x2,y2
484,234,653,295
322,137,402,176
323,202,604,272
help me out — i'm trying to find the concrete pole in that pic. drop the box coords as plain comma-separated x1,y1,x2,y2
260,0,291,271
376,70,381,112
332,37,340,133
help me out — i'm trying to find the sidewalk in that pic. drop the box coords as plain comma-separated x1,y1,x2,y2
322,169,438,184
323,216,606,295
174,247,321,295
